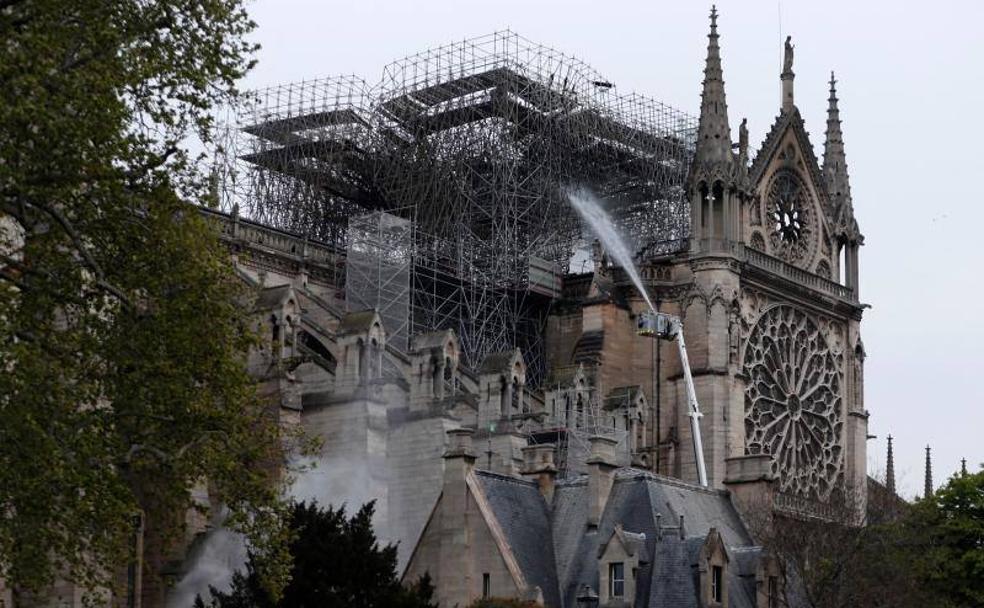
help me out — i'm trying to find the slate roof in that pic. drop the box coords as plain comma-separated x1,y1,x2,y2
253,284,293,311
411,330,455,353
475,467,769,608
479,349,522,374
474,471,561,607
546,364,585,387
337,309,380,335
645,537,702,608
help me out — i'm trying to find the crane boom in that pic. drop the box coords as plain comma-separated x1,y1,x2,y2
637,311,708,487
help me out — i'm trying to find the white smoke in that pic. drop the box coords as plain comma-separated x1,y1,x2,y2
167,453,386,607
166,510,247,608
566,187,657,314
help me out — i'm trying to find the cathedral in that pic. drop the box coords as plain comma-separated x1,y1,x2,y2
6,6,868,608
399,8,867,606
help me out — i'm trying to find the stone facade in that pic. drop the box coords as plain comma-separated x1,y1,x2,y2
405,8,867,608
541,7,866,510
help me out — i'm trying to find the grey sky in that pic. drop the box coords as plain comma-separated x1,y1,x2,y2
238,0,984,499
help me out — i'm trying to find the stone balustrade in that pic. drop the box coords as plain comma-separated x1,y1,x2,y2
773,491,838,520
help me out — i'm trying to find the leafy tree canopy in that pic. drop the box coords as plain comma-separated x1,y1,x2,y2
753,468,984,608
195,501,437,608
909,466,984,607
0,0,296,599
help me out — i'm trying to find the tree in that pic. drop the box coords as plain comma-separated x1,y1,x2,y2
0,0,295,600
195,501,437,608
743,470,984,608
742,483,941,608
908,467,984,607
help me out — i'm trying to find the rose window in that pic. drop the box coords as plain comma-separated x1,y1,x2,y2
743,305,843,499
766,170,815,265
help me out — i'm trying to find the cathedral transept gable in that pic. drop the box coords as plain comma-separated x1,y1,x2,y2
747,116,837,276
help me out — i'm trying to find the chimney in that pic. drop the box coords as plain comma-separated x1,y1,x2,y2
440,428,477,596
723,454,776,533
576,585,599,607
444,428,477,484
587,435,619,527
522,443,558,503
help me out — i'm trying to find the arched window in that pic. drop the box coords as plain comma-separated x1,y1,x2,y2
270,314,280,352
838,243,847,286
284,315,296,357
432,355,442,398
499,376,510,412
357,338,367,383
700,183,710,234
443,356,455,395
712,182,725,240
369,338,381,380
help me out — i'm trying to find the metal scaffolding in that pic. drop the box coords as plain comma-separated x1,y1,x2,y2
532,386,630,478
216,30,698,386
345,212,412,351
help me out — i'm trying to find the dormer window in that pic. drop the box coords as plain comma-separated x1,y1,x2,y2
701,528,729,606
599,526,646,606
711,565,723,603
609,562,625,598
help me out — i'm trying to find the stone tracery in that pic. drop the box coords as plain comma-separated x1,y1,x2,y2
766,169,815,265
743,305,843,499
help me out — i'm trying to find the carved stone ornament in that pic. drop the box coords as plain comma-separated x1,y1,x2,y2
749,195,763,227
816,260,831,280
766,169,816,267
743,304,843,499
750,231,766,252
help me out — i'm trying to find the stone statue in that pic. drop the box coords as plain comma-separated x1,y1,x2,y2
783,36,794,73
738,118,749,158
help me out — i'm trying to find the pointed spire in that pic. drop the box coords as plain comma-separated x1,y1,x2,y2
823,72,852,211
924,445,934,499
886,435,896,494
693,5,734,168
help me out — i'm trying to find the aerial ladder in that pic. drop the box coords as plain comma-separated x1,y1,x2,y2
636,311,708,487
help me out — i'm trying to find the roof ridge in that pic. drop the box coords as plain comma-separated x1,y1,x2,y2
474,469,538,487
614,467,730,496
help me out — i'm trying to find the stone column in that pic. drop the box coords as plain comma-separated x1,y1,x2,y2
848,242,860,299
